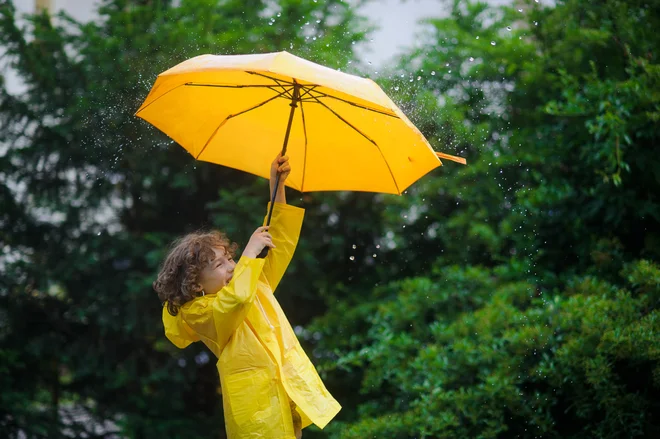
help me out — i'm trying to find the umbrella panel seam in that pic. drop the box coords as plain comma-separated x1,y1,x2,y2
185,82,286,96
310,96,401,195
305,91,397,118
135,83,185,115
195,87,293,160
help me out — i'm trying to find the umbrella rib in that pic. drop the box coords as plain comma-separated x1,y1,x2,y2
298,85,319,101
311,97,401,195
312,91,397,117
244,73,326,102
135,84,185,115
185,82,293,98
230,87,293,119
187,75,395,116
203,72,395,117
195,88,293,160
185,82,279,89
273,79,293,97
246,71,297,86
244,72,304,99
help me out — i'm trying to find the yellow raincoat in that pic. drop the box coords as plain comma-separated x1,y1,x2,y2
162,203,341,439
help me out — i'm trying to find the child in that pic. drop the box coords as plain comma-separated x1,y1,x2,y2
153,154,341,439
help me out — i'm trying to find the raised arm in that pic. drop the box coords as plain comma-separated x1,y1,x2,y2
261,202,304,292
260,154,304,291
212,255,265,351
270,153,289,205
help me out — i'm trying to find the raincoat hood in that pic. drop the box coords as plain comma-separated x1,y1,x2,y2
162,306,200,349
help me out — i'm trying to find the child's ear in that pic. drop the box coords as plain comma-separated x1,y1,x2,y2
193,284,207,297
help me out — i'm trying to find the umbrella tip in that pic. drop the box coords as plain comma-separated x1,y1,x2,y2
435,152,467,165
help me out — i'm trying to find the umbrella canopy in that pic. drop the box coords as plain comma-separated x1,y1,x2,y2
135,51,464,196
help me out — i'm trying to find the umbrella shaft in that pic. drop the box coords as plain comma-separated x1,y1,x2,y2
266,83,300,226
258,84,300,259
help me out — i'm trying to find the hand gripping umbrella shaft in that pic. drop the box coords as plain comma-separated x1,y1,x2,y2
257,83,301,259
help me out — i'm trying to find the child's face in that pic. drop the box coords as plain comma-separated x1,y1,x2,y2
198,247,235,295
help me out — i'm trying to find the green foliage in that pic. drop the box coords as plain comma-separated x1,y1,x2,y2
307,0,660,437
2,0,659,437
374,0,660,281
314,260,660,438
0,0,371,437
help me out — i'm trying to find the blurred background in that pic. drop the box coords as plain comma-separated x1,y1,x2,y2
1,0,659,438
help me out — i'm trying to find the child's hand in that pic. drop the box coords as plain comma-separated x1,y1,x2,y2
243,226,275,258
270,154,291,184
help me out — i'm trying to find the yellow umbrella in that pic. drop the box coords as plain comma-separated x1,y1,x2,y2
136,51,465,223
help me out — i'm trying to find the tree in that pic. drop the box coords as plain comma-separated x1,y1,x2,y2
0,0,374,437
310,0,660,437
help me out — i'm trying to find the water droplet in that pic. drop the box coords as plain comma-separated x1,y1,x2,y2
491,41,496,46
394,86,399,91
352,244,357,249
518,8,523,12
506,26,512,31
475,36,480,40
349,256,355,261
469,57,474,62
431,71,436,75
372,254,377,258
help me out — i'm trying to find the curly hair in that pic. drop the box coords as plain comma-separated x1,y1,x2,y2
153,230,238,316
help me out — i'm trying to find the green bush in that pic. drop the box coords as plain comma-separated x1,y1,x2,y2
313,260,660,438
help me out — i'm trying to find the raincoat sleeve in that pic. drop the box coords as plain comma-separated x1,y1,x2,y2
212,256,265,351
162,306,200,349
262,202,305,292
